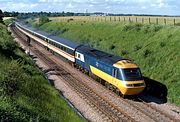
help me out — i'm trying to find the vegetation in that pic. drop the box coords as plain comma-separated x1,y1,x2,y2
29,19,180,106
0,9,3,23
0,21,83,121
39,16,50,26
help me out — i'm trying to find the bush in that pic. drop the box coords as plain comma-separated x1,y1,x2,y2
160,42,166,47
39,16,50,26
109,45,115,50
121,50,129,55
67,18,73,22
175,23,180,26
142,49,151,58
134,45,142,51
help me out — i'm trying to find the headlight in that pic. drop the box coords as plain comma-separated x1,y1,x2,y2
126,84,134,87
126,83,145,87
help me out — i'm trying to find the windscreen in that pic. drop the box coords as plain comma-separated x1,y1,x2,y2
121,68,143,81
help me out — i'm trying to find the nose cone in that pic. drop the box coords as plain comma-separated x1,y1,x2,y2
122,87,145,95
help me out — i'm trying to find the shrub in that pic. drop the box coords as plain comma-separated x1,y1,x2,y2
0,60,26,96
175,23,180,26
122,24,133,31
142,49,151,58
61,28,69,34
67,18,73,22
152,25,162,32
134,45,142,51
160,42,166,47
109,45,115,50
167,34,172,38
121,50,129,55
39,16,50,26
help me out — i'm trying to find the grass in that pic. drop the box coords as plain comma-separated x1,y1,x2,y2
0,23,84,121
29,18,180,106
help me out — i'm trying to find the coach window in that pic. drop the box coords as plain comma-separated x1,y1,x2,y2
58,44,60,48
70,50,74,55
65,47,67,52
78,54,81,58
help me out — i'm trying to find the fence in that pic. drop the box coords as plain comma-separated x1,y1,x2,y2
50,16,180,26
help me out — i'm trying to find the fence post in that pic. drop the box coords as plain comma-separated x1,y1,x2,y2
174,18,176,25
164,18,166,25
114,16,116,21
110,16,111,21
142,18,144,23
129,17,131,22
119,17,120,22
124,17,125,22
149,17,151,24
156,18,158,24
136,17,137,23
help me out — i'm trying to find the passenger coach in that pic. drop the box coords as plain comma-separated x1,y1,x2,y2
15,22,79,62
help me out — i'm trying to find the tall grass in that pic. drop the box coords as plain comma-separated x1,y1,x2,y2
33,20,180,106
0,23,83,121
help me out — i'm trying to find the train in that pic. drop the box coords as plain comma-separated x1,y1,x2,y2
14,22,145,96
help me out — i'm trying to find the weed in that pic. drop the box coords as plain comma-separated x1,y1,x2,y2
142,49,151,58
134,45,142,51
175,23,180,26
109,45,116,50
160,42,166,47
121,50,129,55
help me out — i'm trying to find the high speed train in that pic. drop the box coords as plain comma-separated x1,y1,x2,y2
14,22,145,96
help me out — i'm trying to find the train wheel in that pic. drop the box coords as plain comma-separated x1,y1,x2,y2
105,82,110,89
115,88,120,96
109,85,114,92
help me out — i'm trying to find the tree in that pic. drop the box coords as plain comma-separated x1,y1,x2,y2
39,16,50,25
0,9,4,23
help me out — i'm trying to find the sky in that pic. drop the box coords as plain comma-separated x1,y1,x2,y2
0,0,180,15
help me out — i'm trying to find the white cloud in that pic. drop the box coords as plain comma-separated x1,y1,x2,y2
0,0,179,15
67,3,74,8
150,0,169,8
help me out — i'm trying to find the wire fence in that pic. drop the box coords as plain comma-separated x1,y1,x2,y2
50,16,180,26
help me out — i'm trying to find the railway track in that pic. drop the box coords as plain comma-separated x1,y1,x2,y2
11,25,177,122
99,84,176,122
11,25,135,122
73,71,176,122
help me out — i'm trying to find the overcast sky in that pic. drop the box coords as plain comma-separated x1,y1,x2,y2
0,0,180,15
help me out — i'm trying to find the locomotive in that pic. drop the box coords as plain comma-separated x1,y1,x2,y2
15,22,145,96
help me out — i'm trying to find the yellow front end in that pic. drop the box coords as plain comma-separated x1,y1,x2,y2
113,60,145,95
116,80,145,95
90,60,145,95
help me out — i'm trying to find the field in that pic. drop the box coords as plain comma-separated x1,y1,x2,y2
0,22,83,121
49,16,180,26
28,17,180,106
3,17,13,21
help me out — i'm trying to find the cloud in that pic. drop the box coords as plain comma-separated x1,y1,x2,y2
150,0,169,8
0,0,179,15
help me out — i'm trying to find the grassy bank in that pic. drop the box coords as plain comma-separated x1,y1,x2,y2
29,19,180,106
0,23,83,121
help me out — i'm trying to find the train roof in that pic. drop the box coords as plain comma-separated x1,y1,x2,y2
16,22,79,50
76,45,126,65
